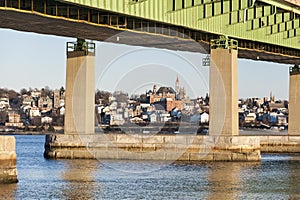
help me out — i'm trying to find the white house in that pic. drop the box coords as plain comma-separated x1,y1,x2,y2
150,113,157,122
245,113,257,122
160,113,171,122
42,116,53,124
110,114,124,125
30,107,41,117
277,113,287,126
59,107,65,115
200,112,209,124
0,97,9,110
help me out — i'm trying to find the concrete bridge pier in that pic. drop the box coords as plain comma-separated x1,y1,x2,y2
44,39,96,159
208,37,260,161
64,40,95,135
209,45,238,136
0,136,18,183
288,66,300,135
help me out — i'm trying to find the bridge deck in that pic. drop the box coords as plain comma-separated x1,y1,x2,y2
0,0,300,64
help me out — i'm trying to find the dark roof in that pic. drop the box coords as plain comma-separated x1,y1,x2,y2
156,87,176,94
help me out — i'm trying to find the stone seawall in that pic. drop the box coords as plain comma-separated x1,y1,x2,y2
260,136,300,153
44,134,261,161
0,136,18,183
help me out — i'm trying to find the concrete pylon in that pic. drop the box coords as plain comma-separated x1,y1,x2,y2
288,67,300,135
209,48,238,136
64,41,95,135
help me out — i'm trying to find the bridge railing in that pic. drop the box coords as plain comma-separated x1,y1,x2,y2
67,41,95,55
290,64,300,74
210,36,238,50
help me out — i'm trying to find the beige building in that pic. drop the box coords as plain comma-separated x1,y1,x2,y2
22,95,34,106
53,89,65,109
5,112,23,127
38,96,53,111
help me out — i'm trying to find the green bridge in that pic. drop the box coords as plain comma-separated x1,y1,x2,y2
0,0,300,64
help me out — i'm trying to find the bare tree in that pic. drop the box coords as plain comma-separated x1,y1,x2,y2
0,111,8,125
20,88,28,95
95,90,111,105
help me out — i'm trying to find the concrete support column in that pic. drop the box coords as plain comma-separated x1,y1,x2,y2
65,49,95,135
288,69,300,135
0,136,18,183
209,48,238,136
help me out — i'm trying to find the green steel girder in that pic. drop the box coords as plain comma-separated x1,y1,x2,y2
269,18,299,36
56,0,300,51
246,11,299,38
1,0,299,64
195,1,261,21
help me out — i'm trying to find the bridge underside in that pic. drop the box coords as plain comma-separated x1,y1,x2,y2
1,8,299,65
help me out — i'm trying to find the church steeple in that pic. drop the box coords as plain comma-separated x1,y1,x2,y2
175,75,179,93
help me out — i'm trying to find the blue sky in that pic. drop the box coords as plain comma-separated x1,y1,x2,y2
0,28,290,100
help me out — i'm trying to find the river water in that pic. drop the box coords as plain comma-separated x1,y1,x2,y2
1,135,300,199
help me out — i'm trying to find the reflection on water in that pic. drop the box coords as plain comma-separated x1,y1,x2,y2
287,159,300,200
0,183,17,199
3,135,300,199
60,160,100,199
207,163,242,199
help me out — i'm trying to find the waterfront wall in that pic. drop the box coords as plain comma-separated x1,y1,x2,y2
260,135,300,153
44,134,261,161
0,136,18,183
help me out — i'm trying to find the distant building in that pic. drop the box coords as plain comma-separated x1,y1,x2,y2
0,97,9,110
269,102,285,112
277,113,287,126
53,89,65,109
200,112,209,124
22,95,32,106
148,85,183,111
175,76,186,100
110,114,125,125
30,107,41,118
53,89,60,109
245,113,257,123
5,112,23,127
59,107,65,115
31,89,41,98
38,96,53,111
41,116,53,124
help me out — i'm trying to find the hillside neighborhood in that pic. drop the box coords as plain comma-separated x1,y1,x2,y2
0,77,289,132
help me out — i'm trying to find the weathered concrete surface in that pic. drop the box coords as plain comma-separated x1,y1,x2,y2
288,72,300,135
65,51,95,135
260,136,300,153
209,49,238,136
44,134,261,161
0,136,18,183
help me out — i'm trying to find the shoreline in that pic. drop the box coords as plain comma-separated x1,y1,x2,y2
0,127,289,136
